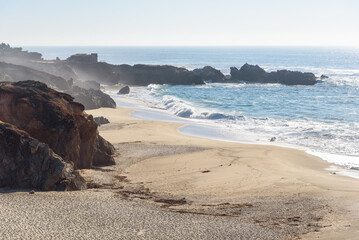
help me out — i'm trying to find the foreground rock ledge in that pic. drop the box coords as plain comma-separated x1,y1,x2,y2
0,80,115,170
0,121,86,191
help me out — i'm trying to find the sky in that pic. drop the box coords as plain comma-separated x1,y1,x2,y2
1,0,359,46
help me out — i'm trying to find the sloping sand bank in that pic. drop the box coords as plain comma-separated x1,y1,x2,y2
85,107,359,239
1,106,359,239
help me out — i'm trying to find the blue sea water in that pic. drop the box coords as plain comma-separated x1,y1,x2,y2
24,46,359,168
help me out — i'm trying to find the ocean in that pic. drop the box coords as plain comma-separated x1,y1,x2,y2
24,46,359,171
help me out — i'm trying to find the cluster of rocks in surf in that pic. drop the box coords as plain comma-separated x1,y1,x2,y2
0,81,115,191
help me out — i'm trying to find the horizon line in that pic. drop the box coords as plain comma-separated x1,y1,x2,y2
19,44,359,49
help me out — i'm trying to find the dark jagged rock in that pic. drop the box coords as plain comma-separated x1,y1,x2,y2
93,116,110,126
115,64,204,86
320,74,329,80
230,64,269,83
0,80,115,169
118,86,130,94
0,61,71,90
269,70,317,85
230,63,317,85
0,121,86,191
193,66,226,82
65,86,116,110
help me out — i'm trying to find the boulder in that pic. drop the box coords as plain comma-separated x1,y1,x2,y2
0,121,86,191
93,116,110,126
65,86,116,110
118,86,130,94
0,80,115,169
193,66,226,82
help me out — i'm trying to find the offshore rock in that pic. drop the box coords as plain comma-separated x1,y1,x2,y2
230,63,317,85
117,86,130,94
0,80,115,169
193,66,226,82
0,121,87,190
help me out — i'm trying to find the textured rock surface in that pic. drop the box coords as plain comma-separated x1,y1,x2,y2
0,121,86,190
65,86,116,110
193,66,226,82
117,86,130,94
0,80,114,169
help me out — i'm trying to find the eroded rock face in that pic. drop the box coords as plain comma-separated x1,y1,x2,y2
0,121,86,190
0,80,114,169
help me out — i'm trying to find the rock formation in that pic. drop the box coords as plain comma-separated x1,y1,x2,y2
118,86,130,94
65,86,116,110
93,116,110,126
115,64,204,86
230,63,317,85
193,66,226,82
0,81,115,170
0,121,87,191
0,62,72,90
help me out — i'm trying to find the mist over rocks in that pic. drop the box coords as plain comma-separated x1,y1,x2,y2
65,86,116,110
0,61,72,90
0,81,115,171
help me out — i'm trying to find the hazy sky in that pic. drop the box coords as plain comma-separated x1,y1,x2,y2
1,0,359,46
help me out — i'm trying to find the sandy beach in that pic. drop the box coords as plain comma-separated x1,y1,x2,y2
1,105,359,239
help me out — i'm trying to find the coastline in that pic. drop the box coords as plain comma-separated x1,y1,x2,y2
86,104,359,239
111,88,359,180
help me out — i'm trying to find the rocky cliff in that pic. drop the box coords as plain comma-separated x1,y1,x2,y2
0,81,115,170
0,121,86,191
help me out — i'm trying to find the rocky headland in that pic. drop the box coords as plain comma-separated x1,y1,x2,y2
1,43,321,88
0,81,115,190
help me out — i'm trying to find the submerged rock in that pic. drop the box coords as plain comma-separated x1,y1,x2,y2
118,86,130,94
0,121,86,190
0,80,115,169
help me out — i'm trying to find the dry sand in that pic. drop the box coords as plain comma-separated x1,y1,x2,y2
1,106,359,239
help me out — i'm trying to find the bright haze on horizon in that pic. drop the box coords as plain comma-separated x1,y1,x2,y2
1,0,359,47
